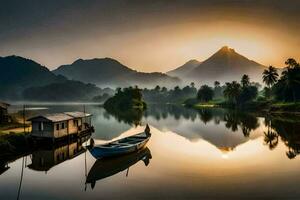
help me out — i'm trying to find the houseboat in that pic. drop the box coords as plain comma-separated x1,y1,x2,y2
28,111,94,140
28,135,90,172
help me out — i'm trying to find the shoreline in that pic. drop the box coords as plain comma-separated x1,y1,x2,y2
185,101,300,115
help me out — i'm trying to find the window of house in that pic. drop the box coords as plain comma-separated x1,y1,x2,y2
56,124,59,131
61,122,65,129
38,122,43,131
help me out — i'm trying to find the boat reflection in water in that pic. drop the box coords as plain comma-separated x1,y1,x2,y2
28,135,91,172
86,147,152,189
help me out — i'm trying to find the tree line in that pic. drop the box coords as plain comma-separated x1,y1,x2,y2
194,58,300,106
105,58,299,107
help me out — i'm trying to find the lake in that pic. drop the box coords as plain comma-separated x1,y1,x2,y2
1,104,300,199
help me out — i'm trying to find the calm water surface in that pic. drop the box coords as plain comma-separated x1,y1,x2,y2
1,104,300,199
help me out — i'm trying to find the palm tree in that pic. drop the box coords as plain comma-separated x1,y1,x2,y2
285,58,298,69
214,81,220,88
223,81,241,104
154,85,161,92
262,66,279,88
197,85,214,102
161,86,168,93
281,59,300,102
241,74,250,88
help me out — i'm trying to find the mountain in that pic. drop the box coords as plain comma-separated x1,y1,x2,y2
171,46,266,85
22,81,111,102
0,55,110,101
0,55,67,99
53,58,180,88
0,55,65,87
167,59,201,77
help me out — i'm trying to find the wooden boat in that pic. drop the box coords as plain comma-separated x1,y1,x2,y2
86,147,152,189
88,125,151,159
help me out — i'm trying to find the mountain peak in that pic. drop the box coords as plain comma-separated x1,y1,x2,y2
186,59,201,65
218,46,236,53
72,57,119,65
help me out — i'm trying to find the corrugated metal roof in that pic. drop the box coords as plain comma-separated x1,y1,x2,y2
28,113,73,122
27,111,92,122
64,112,92,118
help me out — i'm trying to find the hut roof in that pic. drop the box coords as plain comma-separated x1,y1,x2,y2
64,112,92,118
27,113,73,122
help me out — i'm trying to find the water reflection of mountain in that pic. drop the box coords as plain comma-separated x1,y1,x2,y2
86,147,152,190
144,105,261,152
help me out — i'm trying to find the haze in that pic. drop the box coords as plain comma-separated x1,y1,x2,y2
0,0,299,72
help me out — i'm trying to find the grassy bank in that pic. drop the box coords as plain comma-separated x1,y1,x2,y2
185,98,300,114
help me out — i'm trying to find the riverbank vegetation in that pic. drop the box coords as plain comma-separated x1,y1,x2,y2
104,86,146,126
104,86,146,111
183,58,300,113
142,83,197,104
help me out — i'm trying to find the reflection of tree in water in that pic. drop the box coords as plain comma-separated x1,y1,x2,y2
197,109,213,124
144,104,198,121
223,111,259,136
145,105,260,137
264,115,300,159
264,130,278,150
104,108,143,127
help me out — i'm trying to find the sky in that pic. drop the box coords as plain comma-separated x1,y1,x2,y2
0,0,299,72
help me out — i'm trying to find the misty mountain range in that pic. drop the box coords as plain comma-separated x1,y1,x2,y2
0,46,268,101
168,46,266,84
53,58,179,88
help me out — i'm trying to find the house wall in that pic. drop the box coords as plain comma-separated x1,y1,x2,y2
68,116,92,134
0,108,9,123
81,116,92,131
68,119,79,134
53,121,69,138
31,121,54,138
31,150,55,170
30,115,92,138
30,141,81,170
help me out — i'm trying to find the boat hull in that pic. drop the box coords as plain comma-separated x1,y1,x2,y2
86,147,152,183
89,133,150,159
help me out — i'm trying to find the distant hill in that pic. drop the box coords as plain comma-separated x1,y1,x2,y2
167,59,201,77
53,58,180,88
169,46,266,85
0,56,67,99
0,55,112,101
22,80,112,102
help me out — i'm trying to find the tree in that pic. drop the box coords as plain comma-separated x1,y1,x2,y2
239,85,258,103
190,82,195,88
282,59,300,102
285,58,298,68
197,85,214,102
214,81,220,88
273,58,300,102
262,66,279,88
154,85,161,92
223,81,241,104
241,74,250,88
161,86,168,93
